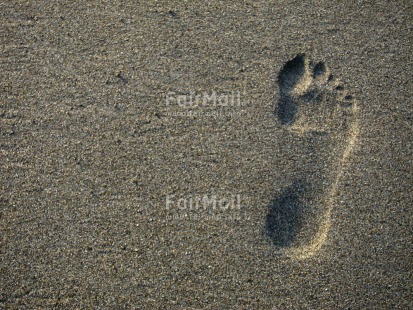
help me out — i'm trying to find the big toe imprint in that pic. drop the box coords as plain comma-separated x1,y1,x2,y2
267,53,360,259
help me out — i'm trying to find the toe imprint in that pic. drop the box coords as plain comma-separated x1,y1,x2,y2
276,53,357,135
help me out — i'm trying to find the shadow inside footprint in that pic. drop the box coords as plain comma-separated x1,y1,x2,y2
276,96,298,125
278,54,307,95
276,54,307,125
266,182,305,248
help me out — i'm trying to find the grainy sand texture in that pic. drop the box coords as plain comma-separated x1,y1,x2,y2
1,1,412,308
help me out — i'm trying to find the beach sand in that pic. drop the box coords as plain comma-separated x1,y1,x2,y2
1,1,412,308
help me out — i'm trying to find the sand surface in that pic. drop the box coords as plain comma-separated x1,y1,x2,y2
1,1,412,308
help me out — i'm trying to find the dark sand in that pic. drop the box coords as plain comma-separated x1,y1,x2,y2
1,1,412,308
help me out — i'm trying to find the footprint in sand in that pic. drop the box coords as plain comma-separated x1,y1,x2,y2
266,53,360,259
